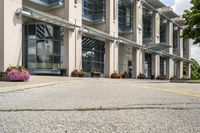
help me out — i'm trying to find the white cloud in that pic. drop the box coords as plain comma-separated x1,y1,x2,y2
171,0,191,15
191,46,200,64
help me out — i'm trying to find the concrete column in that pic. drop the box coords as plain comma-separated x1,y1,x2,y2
166,58,173,79
132,48,143,78
63,0,82,76
142,51,145,74
132,0,143,78
176,29,183,79
185,39,192,78
186,63,191,79
151,12,160,78
166,22,174,79
151,54,160,78
0,0,4,72
105,0,118,77
0,0,22,72
177,61,183,78
152,12,160,43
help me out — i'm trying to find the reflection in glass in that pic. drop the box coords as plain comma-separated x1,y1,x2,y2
45,39,53,55
37,40,45,55
24,23,64,73
82,37,105,73
28,40,36,54
45,24,53,38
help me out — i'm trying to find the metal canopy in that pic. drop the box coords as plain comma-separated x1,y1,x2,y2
146,43,171,51
26,0,64,9
15,6,190,62
161,7,179,19
144,0,166,9
82,25,118,42
16,6,79,30
141,0,183,29
175,20,186,26
162,10,179,19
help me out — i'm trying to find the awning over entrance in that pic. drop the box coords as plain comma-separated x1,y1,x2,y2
161,7,179,19
16,6,80,30
15,6,190,63
142,0,183,29
25,0,64,9
144,0,166,9
146,43,171,51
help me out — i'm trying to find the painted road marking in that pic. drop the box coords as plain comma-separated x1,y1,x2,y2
133,85,200,97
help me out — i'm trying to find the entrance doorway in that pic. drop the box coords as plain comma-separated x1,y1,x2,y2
82,37,105,73
23,23,64,74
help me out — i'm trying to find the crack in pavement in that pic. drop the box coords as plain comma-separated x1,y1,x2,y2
0,81,69,94
0,106,200,112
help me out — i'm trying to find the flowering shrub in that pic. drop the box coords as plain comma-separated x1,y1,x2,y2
6,65,30,81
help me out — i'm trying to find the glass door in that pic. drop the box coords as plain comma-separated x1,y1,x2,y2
23,23,64,74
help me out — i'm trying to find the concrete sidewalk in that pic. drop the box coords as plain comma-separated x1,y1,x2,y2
0,76,69,93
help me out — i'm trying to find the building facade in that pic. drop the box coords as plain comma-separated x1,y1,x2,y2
0,0,192,79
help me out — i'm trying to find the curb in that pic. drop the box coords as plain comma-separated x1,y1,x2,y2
0,81,69,93
170,80,200,83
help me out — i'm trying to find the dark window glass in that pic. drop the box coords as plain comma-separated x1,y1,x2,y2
143,8,153,39
118,1,134,32
24,23,64,73
54,56,61,63
28,55,36,63
28,25,35,35
53,41,61,55
82,37,105,73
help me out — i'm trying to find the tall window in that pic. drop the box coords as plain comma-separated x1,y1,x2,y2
23,23,64,73
118,0,134,32
173,27,178,49
143,8,153,40
82,37,105,73
160,18,167,43
83,0,106,22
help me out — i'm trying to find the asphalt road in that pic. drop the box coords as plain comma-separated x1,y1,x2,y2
0,78,200,133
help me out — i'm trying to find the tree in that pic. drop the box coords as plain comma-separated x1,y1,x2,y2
183,0,200,44
190,58,200,79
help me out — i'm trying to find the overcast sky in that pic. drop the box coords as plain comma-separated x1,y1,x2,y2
160,0,191,15
160,0,200,64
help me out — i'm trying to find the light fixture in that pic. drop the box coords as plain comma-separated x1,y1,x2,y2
163,19,167,24
16,8,32,17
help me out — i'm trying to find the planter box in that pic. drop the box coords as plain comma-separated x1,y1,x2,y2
0,72,8,81
111,74,122,79
79,73,86,77
71,72,79,77
91,73,101,78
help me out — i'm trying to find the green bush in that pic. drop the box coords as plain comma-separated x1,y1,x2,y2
190,58,200,79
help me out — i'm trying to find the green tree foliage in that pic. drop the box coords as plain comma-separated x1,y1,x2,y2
190,58,200,79
183,0,200,44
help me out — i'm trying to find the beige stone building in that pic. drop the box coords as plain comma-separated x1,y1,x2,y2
0,0,191,79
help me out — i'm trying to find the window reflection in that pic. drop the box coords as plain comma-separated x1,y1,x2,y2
24,23,64,73
82,37,105,73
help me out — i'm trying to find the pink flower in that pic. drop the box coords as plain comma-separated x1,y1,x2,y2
8,69,30,81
